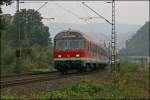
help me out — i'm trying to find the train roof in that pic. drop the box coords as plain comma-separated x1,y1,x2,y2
54,29,107,49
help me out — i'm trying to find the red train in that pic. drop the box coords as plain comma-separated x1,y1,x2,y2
53,29,109,74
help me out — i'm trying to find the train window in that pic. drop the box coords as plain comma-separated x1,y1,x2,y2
87,42,90,51
69,39,83,50
95,45,98,54
91,43,95,56
55,40,68,50
70,40,79,49
89,42,91,52
94,45,96,56
94,45,96,52
90,43,92,52
55,39,83,50
84,40,87,50
54,41,56,48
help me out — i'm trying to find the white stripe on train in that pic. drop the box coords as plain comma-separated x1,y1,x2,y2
54,57,109,63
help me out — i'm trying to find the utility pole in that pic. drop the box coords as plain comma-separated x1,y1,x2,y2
15,0,21,73
108,42,111,64
82,1,117,72
111,0,116,71
16,0,20,54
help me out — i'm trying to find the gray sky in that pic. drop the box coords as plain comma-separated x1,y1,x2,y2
2,1,149,25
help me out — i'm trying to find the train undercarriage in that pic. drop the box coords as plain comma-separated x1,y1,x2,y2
54,60,108,74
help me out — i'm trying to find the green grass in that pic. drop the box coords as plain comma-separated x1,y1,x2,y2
1,62,149,99
32,68,50,72
38,78,149,99
39,62,149,99
31,65,55,73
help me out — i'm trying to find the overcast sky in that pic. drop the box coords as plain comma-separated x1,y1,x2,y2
2,1,149,25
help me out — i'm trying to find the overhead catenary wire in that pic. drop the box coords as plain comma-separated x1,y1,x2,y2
36,2,48,11
20,1,48,12
53,2,86,29
53,2,81,19
53,2,95,31
53,2,93,33
79,2,94,33
53,2,110,44
48,3,69,38
82,2,112,25
80,2,111,44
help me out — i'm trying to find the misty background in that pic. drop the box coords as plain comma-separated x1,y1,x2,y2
2,1,149,50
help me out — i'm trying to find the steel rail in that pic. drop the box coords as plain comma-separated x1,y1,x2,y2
1,71,57,78
0,70,103,89
0,72,59,89
1,76,55,88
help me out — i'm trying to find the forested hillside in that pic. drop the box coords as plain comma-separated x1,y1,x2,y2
119,22,149,56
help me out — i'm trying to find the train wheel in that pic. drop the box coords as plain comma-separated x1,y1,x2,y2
60,66,68,75
86,64,92,72
99,64,106,69
91,63,97,71
78,66,87,73
60,70,67,75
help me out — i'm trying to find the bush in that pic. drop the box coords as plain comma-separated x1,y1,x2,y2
117,61,142,74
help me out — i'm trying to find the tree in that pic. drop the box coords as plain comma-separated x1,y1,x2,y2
1,8,53,74
9,9,50,47
0,0,12,34
0,14,15,74
9,9,52,73
0,0,12,13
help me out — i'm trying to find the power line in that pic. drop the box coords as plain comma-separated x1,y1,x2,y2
53,2,81,19
36,2,48,11
82,2,112,25
82,1,117,71
20,1,48,12
53,2,110,44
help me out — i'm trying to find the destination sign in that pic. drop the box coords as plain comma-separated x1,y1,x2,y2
62,35,76,38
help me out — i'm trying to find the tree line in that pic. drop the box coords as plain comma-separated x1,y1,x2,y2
1,8,53,74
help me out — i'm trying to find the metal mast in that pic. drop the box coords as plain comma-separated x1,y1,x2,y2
16,0,21,58
15,0,22,73
111,0,116,71
82,1,117,71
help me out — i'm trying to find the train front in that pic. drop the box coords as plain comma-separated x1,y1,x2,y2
53,30,85,73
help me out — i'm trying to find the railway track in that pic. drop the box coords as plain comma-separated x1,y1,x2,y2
0,71,58,89
1,71,57,79
1,76,58,89
0,70,105,89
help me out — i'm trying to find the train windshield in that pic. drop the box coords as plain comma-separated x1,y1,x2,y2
55,39,83,50
55,40,68,50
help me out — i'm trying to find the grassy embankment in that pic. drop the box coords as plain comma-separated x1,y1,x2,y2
1,62,149,99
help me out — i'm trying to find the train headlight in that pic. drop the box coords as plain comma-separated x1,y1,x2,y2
76,54,80,57
58,54,62,58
